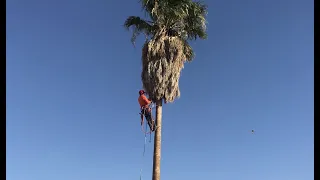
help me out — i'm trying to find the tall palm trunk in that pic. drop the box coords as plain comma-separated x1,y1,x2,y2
152,99,162,180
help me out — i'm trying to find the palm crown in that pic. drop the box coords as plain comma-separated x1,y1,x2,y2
124,0,208,103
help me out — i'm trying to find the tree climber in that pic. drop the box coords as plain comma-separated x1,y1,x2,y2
138,90,155,132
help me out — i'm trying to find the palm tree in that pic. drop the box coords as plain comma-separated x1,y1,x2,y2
124,0,208,179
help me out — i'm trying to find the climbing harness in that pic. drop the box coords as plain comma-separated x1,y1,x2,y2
140,103,156,135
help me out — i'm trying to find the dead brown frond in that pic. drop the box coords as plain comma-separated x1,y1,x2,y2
141,33,191,103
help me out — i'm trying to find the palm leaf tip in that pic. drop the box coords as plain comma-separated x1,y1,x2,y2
124,16,154,44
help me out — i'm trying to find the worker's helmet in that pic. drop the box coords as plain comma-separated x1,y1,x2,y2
139,90,145,95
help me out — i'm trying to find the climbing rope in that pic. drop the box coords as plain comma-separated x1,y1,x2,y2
141,120,153,134
149,131,152,143
139,119,148,180
143,121,147,155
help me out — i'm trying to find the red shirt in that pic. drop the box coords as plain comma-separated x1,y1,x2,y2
138,94,151,108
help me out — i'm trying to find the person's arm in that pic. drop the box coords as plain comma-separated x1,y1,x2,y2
142,95,151,104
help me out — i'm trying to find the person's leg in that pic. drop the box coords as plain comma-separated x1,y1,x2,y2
148,109,155,131
149,108,156,131
145,109,154,131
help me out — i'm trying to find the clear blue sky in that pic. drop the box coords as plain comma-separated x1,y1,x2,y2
6,0,314,179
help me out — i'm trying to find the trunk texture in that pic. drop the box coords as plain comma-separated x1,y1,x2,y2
152,99,162,180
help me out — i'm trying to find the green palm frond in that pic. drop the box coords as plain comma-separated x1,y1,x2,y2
140,0,157,20
183,1,208,40
124,16,156,45
126,0,208,44
182,38,194,61
141,0,207,40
